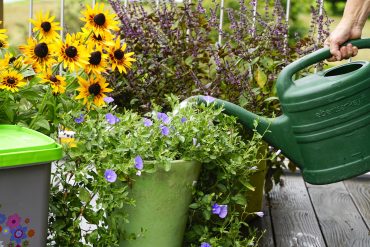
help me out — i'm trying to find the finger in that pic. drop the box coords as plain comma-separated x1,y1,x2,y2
340,46,349,59
330,42,341,61
327,55,337,62
353,46,358,57
345,44,353,58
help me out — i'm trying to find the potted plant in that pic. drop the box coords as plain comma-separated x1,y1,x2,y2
52,94,266,247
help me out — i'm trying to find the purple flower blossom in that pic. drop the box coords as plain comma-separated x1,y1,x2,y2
135,155,143,170
160,125,170,136
104,169,117,183
103,97,114,103
200,243,211,247
212,203,228,219
255,211,264,217
143,118,153,127
106,113,120,125
74,114,84,124
157,112,170,124
203,95,215,104
181,117,187,123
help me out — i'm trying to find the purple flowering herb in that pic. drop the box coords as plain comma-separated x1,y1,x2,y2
203,95,215,104
135,155,143,170
160,125,170,136
200,243,211,247
143,118,153,127
106,113,120,125
74,114,84,124
181,117,187,123
103,97,114,103
104,169,117,183
157,112,170,124
255,211,264,218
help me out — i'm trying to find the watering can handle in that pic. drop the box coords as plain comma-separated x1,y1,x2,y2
277,38,370,93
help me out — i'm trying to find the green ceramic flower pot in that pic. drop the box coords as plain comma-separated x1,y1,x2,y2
118,160,201,247
245,158,267,215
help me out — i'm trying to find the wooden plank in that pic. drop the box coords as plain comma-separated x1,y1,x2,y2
344,176,370,229
249,195,275,247
307,181,370,246
269,173,326,247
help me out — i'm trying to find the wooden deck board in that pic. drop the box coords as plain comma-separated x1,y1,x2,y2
268,174,326,247
307,181,370,247
253,173,370,247
344,177,370,230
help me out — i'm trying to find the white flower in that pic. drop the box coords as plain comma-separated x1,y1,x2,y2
255,211,264,217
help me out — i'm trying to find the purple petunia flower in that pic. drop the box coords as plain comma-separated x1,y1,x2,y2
181,117,187,123
160,125,170,136
106,113,120,125
135,155,143,170
104,169,117,183
203,95,215,104
103,97,114,103
200,242,212,247
74,114,84,124
157,112,170,124
143,118,153,127
212,203,228,219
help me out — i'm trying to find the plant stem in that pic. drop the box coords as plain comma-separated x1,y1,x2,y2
29,86,51,129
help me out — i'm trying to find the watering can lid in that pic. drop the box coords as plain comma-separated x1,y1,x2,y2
280,61,370,112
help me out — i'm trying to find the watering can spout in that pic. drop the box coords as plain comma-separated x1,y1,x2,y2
193,96,304,166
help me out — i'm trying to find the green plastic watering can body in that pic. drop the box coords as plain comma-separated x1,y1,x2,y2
195,38,370,185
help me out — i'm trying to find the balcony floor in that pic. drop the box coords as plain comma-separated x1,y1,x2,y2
252,172,370,247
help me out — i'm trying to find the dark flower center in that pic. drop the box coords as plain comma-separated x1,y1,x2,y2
0,42,4,48
9,57,16,64
41,22,52,32
94,34,103,41
93,13,106,26
114,50,124,60
65,46,77,58
89,51,102,65
88,83,101,96
50,75,58,83
7,78,16,85
34,43,49,58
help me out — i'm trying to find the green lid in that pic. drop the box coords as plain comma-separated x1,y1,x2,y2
0,125,63,168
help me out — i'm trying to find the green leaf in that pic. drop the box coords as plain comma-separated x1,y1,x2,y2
240,180,255,191
78,188,91,203
254,68,267,88
34,119,50,131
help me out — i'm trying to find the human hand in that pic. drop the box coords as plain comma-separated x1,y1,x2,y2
324,21,361,61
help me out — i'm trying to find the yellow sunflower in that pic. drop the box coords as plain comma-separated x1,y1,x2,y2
19,38,56,72
80,27,114,49
80,3,119,37
75,75,113,107
30,11,61,42
85,46,108,75
40,68,66,94
0,53,25,70
56,33,89,72
0,38,8,49
109,39,135,74
0,22,8,41
0,70,27,92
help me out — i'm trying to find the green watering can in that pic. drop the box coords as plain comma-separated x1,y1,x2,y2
195,38,370,185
